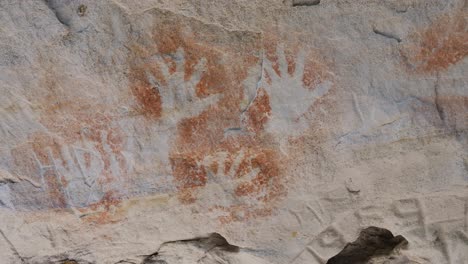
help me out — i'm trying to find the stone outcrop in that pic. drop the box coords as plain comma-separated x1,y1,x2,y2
0,0,466,263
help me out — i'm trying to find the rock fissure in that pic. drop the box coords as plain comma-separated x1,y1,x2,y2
0,229,25,264
291,0,321,7
372,28,402,43
434,73,445,122
141,233,241,264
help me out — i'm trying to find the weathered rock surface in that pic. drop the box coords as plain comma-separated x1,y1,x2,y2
0,0,467,263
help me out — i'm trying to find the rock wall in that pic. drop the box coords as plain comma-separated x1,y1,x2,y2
0,0,467,263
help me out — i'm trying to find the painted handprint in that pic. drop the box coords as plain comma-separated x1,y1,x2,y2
198,149,261,206
171,146,284,222
134,48,220,126
262,45,333,136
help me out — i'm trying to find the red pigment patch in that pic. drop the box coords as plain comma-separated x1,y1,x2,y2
170,155,207,189
244,88,271,133
128,10,292,223
127,21,232,121
10,132,69,208
402,12,468,74
130,64,163,119
302,57,334,89
171,134,286,223
10,61,130,211
37,96,128,186
78,191,123,225
167,29,337,223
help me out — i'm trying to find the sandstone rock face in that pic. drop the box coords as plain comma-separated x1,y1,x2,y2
0,0,467,263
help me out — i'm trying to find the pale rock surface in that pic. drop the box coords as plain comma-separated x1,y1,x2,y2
0,0,467,263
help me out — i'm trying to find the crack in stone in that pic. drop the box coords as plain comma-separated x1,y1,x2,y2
0,228,25,263
141,233,240,264
133,6,260,34
292,0,321,7
434,73,445,123
373,28,402,43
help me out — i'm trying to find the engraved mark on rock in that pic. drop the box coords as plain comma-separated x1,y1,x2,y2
355,205,384,226
392,198,427,238
457,197,468,242
432,225,454,264
288,200,328,234
292,225,347,264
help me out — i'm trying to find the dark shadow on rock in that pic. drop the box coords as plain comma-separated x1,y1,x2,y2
292,0,320,6
327,226,408,264
141,233,239,264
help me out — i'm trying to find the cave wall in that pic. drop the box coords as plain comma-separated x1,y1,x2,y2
0,0,467,263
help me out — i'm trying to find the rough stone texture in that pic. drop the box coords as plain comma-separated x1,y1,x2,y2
0,0,467,263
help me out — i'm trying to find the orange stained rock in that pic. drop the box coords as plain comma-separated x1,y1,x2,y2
402,12,468,74
130,63,163,119
170,135,286,223
11,132,69,208
79,191,123,225
244,88,272,133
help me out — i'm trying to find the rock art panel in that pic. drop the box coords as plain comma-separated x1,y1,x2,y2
10,105,132,210
125,8,333,223
0,1,466,264
126,8,291,222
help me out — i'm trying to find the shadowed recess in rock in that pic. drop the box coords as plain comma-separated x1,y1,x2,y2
327,227,408,264
142,233,240,264
60,260,79,264
292,0,321,6
30,257,92,264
